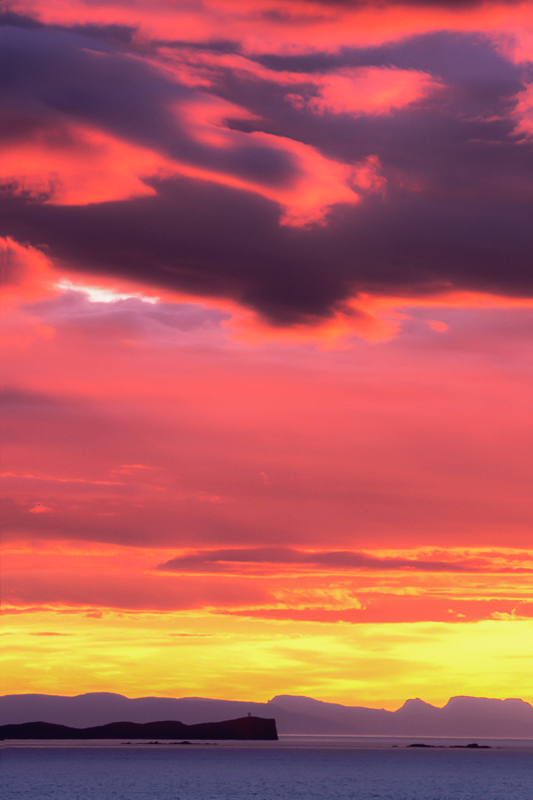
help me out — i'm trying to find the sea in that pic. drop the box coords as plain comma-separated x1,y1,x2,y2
1,736,532,800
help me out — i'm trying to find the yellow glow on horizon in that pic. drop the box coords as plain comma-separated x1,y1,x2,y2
2,608,532,709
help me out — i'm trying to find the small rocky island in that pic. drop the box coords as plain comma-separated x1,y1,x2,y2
0,716,278,741
408,742,490,749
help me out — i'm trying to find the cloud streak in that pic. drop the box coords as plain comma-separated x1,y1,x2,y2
157,547,506,573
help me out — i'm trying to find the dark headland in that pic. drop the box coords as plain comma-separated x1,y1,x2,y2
0,716,278,741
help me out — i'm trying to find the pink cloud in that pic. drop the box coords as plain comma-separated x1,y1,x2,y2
513,80,533,138
291,67,440,117
425,319,449,332
0,238,59,305
11,0,531,54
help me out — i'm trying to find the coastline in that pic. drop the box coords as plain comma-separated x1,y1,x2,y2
3,735,533,750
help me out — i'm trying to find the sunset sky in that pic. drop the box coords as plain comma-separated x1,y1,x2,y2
2,0,533,709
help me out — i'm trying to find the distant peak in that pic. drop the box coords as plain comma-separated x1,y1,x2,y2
268,695,346,710
444,696,491,708
270,695,313,700
268,694,322,703
398,698,438,711
444,696,531,709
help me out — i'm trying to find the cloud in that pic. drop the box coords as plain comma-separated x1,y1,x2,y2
1,16,532,323
221,597,533,625
156,546,532,574
4,536,532,621
0,10,43,29
4,165,533,325
0,237,59,305
292,66,439,116
22,289,230,341
5,0,532,59
0,22,373,225
287,0,524,7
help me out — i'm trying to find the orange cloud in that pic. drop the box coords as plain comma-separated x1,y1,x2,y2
0,238,59,305
0,124,174,206
167,87,387,224
1,93,379,228
163,46,440,117
156,125,375,226
293,67,440,117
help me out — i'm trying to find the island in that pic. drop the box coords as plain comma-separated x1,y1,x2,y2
0,716,278,741
408,742,490,749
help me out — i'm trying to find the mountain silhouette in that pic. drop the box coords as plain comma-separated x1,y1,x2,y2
1,693,532,737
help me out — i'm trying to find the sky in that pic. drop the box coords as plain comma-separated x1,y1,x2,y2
1,0,533,709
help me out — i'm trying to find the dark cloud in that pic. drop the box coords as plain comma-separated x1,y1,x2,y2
157,547,492,572
231,33,526,152
254,30,525,86
156,37,242,54
3,166,533,323
0,24,297,187
0,10,43,29
1,177,348,322
2,21,533,322
66,23,139,48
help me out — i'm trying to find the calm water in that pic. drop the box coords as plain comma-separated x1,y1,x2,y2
2,739,532,800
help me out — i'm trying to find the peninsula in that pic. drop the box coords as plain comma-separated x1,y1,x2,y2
0,716,278,741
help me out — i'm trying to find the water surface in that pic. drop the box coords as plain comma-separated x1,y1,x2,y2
2,738,532,800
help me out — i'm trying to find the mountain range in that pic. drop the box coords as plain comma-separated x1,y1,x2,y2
2,694,532,737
